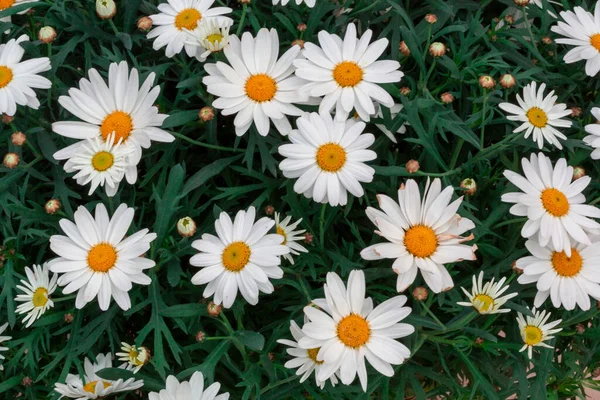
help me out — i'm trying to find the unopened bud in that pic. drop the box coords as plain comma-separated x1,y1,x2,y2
207,301,222,317
570,107,582,118
499,74,516,89
573,166,585,180
196,331,206,342
265,205,275,216
575,323,585,334
429,42,446,57
291,39,305,49
22,377,32,386
475,337,484,345
542,36,552,45
425,14,437,24
45,199,61,215
514,0,529,6
479,75,496,89
399,41,410,57
304,232,314,244
177,217,196,238
137,16,152,32
412,286,428,301
400,87,411,96
2,114,13,124
405,159,420,174
460,178,477,196
441,92,454,104
199,106,215,122
64,313,74,323
38,26,56,44
11,131,26,146
504,15,514,25
297,23,307,32
3,152,19,169
96,0,117,20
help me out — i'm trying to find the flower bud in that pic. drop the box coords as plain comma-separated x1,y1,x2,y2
177,217,196,238
512,261,523,274
460,178,477,196
198,106,215,122
441,92,454,104
196,331,206,342
479,75,496,89
11,131,26,146
573,166,585,180
45,199,61,215
499,74,516,89
2,114,13,124
425,14,437,24
575,323,585,334
207,301,222,317
412,286,428,301
570,107,582,118
3,152,19,169
291,39,305,49
475,337,484,345
429,42,446,57
96,0,117,20
64,313,74,323
297,23,307,32
504,15,514,25
405,159,420,174
38,26,56,44
264,205,274,216
137,16,152,32
22,377,32,386
542,36,552,45
514,0,529,6
400,87,411,96
399,41,410,57
304,232,314,244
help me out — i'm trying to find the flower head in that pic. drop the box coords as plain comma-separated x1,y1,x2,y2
274,212,308,264
184,18,232,62
0,323,10,371
516,308,562,359
116,343,150,373
15,264,58,327
457,272,517,314
148,371,229,400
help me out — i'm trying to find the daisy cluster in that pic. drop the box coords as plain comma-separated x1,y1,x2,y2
3,0,600,397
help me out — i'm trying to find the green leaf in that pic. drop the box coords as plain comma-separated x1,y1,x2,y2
96,367,135,381
182,155,242,196
162,111,201,129
234,331,265,352
0,376,21,393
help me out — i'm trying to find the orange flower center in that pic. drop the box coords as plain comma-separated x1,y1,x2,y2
590,33,600,52
404,225,438,258
316,143,346,172
83,380,111,393
175,8,202,30
100,111,133,143
245,74,277,102
526,107,548,128
32,287,49,307
87,243,117,273
333,61,363,87
541,188,569,217
551,248,582,277
0,0,14,10
0,66,13,88
337,314,370,348
222,241,251,272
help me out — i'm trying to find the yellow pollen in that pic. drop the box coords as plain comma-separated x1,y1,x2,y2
32,287,49,308
175,8,202,30
473,294,494,313
523,325,543,346
83,380,111,393
337,314,371,348
541,188,569,217
206,33,224,45
0,0,14,10
129,348,139,358
404,225,438,258
316,143,346,172
591,34,600,52
91,151,114,172
526,107,548,128
222,241,251,272
87,243,117,273
0,66,13,88
245,74,277,103
307,348,323,365
333,61,364,87
276,226,287,244
551,249,582,277
100,111,133,143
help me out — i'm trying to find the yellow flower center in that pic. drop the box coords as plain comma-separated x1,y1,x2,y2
206,33,224,45
333,61,364,87
540,188,569,217
83,380,111,393
87,243,118,273
307,347,323,365
316,143,346,172
590,33,600,52
32,287,49,307
337,314,371,348
551,248,582,277
276,226,287,244
404,225,438,258
245,74,277,103
175,8,202,30
523,325,543,346
473,294,494,313
100,111,133,143
91,151,114,172
0,0,14,10
0,66,13,88
526,107,548,128
222,241,251,272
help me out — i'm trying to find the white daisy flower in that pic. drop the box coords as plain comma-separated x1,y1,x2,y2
551,3,600,76
62,134,134,197
48,203,157,311
0,322,10,371
0,0,37,30
203,28,307,137
52,61,174,185
298,270,414,391
15,264,58,328
583,107,600,159
54,352,144,399
274,212,308,264
190,206,289,308
374,103,406,143
184,18,231,62
516,238,600,311
457,271,517,314
116,342,151,373
360,178,477,293
147,0,232,58
0,35,51,116
501,152,600,257
498,82,572,149
273,0,315,7
294,23,403,122
277,319,338,389
278,111,376,207
148,371,229,400
516,308,562,359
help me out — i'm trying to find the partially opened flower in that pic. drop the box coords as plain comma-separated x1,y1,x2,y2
147,0,232,58
0,323,10,371
501,152,600,256
361,178,477,293
274,212,308,264
516,238,600,310
116,343,151,373
516,308,562,359
294,23,403,121
457,272,517,314
49,203,157,311
298,270,414,391
54,353,144,398
499,82,571,149
184,18,231,62
15,264,58,327
148,371,229,400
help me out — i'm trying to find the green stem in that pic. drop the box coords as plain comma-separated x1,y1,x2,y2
522,6,536,49
448,138,464,170
480,91,489,148
319,203,327,249
420,300,446,330
169,130,244,152
53,294,77,303
108,19,119,36
236,5,247,37
260,375,299,394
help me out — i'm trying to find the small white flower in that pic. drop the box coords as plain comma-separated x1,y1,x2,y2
501,152,600,256
184,18,231,62
278,111,376,207
0,323,11,371
457,272,517,314
274,212,307,264
190,206,289,308
583,107,600,159
116,343,150,373
148,371,229,400
54,353,144,399
516,308,562,359
499,82,572,149
15,264,58,328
